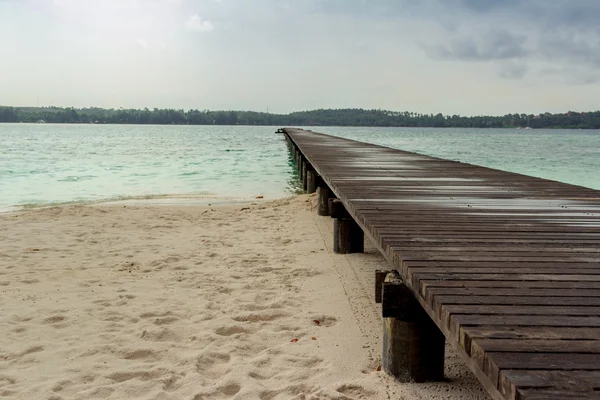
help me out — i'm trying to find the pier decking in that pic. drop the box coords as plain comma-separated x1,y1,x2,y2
283,128,600,400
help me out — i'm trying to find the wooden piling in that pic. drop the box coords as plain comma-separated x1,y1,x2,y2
381,273,445,383
317,186,330,216
301,161,308,191
375,269,390,304
306,171,317,194
330,199,364,254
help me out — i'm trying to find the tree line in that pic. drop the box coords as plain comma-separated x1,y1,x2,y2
1,106,600,129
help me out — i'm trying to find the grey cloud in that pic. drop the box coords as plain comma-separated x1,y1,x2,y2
539,34,600,67
418,0,600,81
426,30,527,61
498,61,528,79
454,0,524,13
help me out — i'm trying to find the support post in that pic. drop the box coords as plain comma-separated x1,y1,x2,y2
330,199,364,254
375,269,391,304
301,161,308,191
317,186,330,216
382,272,445,383
306,170,317,194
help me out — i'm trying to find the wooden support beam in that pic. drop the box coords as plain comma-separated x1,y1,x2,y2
375,269,391,304
382,272,445,383
306,171,317,194
316,175,325,189
330,199,364,254
329,198,349,219
317,186,330,216
301,160,308,191
333,218,364,254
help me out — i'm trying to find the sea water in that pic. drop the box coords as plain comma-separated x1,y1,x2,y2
1,124,598,211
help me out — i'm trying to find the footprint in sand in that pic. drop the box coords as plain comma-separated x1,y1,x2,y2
20,345,44,357
43,315,67,324
195,352,232,379
193,382,241,399
121,349,160,360
51,379,73,393
231,311,287,323
214,325,254,337
153,316,180,325
336,384,376,399
140,328,180,342
283,355,323,368
248,370,273,381
311,315,338,328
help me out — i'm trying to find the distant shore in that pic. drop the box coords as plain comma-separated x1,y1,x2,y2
1,106,599,129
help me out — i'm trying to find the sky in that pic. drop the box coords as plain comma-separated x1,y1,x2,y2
1,0,599,115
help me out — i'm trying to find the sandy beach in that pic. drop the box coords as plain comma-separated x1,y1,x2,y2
0,194,488,400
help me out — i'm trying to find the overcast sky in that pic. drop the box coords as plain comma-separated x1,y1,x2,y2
1,0,599,115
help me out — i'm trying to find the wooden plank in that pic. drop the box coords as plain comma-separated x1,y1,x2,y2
443,304,600,317
411,274,600,289
471,342,600,391
485,352,600,393
473,339,600,353
435,295,600,306
410,267,600,275
388,244,600,254
450,315,600,350
394,252,600,263
421,280,600,290
463,326,600,341
452,314,600,329
499,370,600,400
427,287,600,298
485,353,600,393
407,261,600,269
517,388,599,400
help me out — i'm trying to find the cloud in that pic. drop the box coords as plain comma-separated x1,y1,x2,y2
426,30,527,61
498,61,528,79
185,14,213,32
410,0,600,82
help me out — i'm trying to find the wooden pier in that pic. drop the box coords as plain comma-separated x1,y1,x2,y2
282,128,600,400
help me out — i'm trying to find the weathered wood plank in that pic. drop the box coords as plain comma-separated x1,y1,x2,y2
516,388,599,400
428,287,600,298
463,326,600,341
473,339,600,354
435,295,600,306
443,304,600,317
499,370,600,400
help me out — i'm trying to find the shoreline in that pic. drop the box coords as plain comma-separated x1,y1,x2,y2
0,193,285,215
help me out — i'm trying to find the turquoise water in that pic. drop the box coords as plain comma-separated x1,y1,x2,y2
315,127,600,191
1,124,598,211
0,124,299,211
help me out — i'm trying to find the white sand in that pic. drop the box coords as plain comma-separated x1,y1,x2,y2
0,194,489,399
